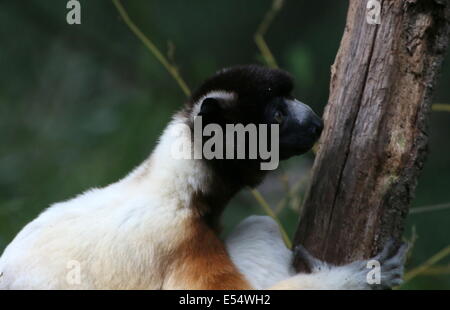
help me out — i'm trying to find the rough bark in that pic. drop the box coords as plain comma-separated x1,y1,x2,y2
293,0,450,271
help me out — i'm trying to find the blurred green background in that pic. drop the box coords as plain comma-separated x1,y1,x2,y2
0,0,449,289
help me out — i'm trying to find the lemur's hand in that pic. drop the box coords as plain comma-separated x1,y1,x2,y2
369,239,408,289
294,239,408,290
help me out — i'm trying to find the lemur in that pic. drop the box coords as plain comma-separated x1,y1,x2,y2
0,65,406,289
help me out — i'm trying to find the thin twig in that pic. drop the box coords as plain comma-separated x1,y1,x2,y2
254,0,285,68
409,202,450,215
278,171,291,194
404,226,418,263
417,265,450,275
432,104,450,112
249,188,292,248
404,245,450,282
274,174,309,214
112,0,191,97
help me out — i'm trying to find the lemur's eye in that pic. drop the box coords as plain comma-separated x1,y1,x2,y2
274,110,284,124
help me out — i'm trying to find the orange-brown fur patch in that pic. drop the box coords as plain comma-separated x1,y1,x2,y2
166,218,252,290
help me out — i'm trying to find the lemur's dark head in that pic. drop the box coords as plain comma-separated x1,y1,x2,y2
185,64,323,188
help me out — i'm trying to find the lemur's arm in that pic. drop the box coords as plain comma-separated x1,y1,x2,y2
225,216,295,289
226,216,407,290
164,215,406,289
270,242,407,290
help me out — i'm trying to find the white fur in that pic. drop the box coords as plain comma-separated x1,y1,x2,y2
190,91,236,119
226,216,295,289
0,115,210,289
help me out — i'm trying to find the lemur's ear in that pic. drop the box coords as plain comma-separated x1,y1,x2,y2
198,97,222,117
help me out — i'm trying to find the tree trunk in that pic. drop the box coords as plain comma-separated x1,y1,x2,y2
293,0,450,271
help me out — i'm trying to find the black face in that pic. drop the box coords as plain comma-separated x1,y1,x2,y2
264,96,323,160
188,65,323,161
186,65,323,188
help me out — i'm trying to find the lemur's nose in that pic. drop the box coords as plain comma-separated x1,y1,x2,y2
286,98,323,141
309,116,324,138
294,100,323,138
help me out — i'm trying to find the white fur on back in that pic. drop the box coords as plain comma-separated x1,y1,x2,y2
0,115,209,289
